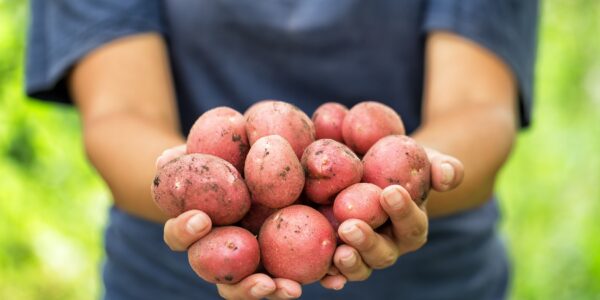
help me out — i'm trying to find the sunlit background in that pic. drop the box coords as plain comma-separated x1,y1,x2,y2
1,0,599,299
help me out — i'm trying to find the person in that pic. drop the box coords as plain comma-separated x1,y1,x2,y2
26,1,538,299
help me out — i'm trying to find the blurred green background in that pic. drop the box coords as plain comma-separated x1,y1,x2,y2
1,0,599,299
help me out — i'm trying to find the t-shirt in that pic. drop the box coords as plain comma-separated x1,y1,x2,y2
26,1,539,299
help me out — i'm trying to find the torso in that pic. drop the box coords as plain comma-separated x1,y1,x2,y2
163,0,426,133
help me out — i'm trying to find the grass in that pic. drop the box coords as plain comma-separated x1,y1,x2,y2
1,0,599,299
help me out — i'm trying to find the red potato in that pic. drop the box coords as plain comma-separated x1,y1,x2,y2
259,205,336,284
152,154,250,225
342,101,405,155
239,195,309,235
301,139,363,204
312,102,348,142
188,226,260,284
244,135,305,208
362,135,431,205
317,205,341,244
333,183,388,229
245,100,316,159
187,107,249,173
239,200,277,235
243,99,271,119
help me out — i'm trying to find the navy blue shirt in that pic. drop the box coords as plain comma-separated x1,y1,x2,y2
26,1,538,299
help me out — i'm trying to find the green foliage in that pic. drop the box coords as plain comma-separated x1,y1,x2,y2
497,1,600,299
0,0,599,299
0,1,109,299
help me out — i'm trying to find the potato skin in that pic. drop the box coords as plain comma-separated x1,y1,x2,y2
239,200,277,235
243,99,271,119
301,139,363,204
362,135,431,205
342,101,405,155
244,135,305,208
333,183,388,229
317,205,341,244
239,196,308,235
188,226,260,284
187,107,249,174
312,102,348,143
152,154,251,225
259,205,336,284
245,100,316,159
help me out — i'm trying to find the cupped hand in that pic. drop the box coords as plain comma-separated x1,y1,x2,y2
156,144,464,295
321,147,464,288
157,144,303,299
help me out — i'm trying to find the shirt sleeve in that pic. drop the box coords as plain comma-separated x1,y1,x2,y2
25,0,164,104
423,0,539,128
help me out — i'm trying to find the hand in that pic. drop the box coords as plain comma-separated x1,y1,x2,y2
321,147,464,288
157,144,303,300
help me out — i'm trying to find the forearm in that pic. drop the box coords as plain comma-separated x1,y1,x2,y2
83,112,184,222
411,102,516,218
69,34,181,223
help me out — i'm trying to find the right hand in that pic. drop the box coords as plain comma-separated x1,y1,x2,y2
157,145,304,300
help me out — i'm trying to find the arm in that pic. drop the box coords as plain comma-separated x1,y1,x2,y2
161,31,516,296
330,31,518,283
413,31,518,218
69,33,183,223
71,33,298,299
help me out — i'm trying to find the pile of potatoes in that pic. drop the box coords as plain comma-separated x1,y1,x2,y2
151,100,431,285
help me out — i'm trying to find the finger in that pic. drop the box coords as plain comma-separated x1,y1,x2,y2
265,278,302,300
320,265,346,290
380,185,428,254
217,273,276,300
332,244,373,280
426,148,464,192
320,274,347,291
156,144,187,169
326,264,341,276
338,220,399,270
163,210,212,251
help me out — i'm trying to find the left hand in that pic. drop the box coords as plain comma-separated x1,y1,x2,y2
320,147,464,289
157,145,303,300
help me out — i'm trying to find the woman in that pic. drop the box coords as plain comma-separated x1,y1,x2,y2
26,1,538,299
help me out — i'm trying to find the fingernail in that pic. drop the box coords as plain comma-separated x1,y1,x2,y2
250,283,270,297
186,214,207,235
155,156,165,169
163,148,175,157
384,188,404,210
441,163,454,185
342,224,364,244
340,253,356,267
334,281,346,291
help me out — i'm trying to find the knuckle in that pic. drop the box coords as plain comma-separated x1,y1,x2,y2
168,240,184,251
416,235,428,248
163,232,177,250
402,235,427,254
348,268,372,281
409,223,427,239
165,239,178,251
371,253,398,269
356,272,371,281
164,228,186,251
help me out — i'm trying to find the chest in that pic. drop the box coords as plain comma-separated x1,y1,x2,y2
164,0,425,53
